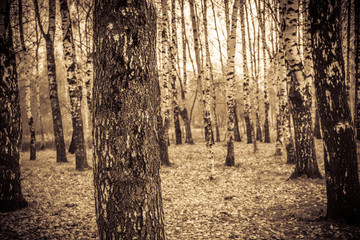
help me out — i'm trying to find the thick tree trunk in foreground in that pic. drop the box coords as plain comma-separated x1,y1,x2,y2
310,0,360,222
0,0,28,212
281,0,321,179
93,1,165,238
59,0,88,170
35,0,67,163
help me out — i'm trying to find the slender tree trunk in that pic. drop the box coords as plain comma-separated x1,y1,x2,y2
240,0,252,144
225,0,240,166
18,0,36,160
170,0,182,145
202,0,215,178
34,20,45,150
179,0,194,144
281,0,321,179
93,1,165,238
159,0,171,165
190,0,215,178
0,0,28,212
35,0,67,163
257,0,271,143
59,0,88,170
311,0,360,222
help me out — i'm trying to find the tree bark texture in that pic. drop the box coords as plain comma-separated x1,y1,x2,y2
93,1,165,238
0,0,28,212
281,0,322,179
310,0,360,222
59,0,88,170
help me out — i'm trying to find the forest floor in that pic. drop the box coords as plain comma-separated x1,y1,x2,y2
1,138,360,239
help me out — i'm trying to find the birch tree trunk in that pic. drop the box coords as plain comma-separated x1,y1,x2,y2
0,0,28,212
311,0,360,222
225,0,240,166
59,0,89,170
170,0,182,145
93,0,166,238
34,20,45,150
281,0,322,179
190,0,215,178
19,0,36,160
240,0,252,144
34,0,67,163
179,0,194,144
160,0,171,165
257,0,271,143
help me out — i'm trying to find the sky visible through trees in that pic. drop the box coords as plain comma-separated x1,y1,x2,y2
1,0,360,239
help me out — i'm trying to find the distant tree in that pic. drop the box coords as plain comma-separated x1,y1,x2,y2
189,0,214,178
310,0,360,222
281,0,322,179
18,0,36,160
225,0,240,166
159,0,172,165
93,0,165,238
169,0,182,145
240,0,252,144
0,0,28,212
59,0,89,170
34,0,67,162
34,17,45,150
179,0,194,144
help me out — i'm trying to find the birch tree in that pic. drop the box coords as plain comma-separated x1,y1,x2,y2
240,0,252,144
281,0,321,179
225,0,240,166
34,0,67,163
59,0,89,170
169,0,182,145
93,0,165,238
310,0,360,222
159,0,171,165
0,0,28,212
189,0,215,178
18,0,36,160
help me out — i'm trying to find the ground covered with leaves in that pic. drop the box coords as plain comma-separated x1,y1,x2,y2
1,139,360,239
